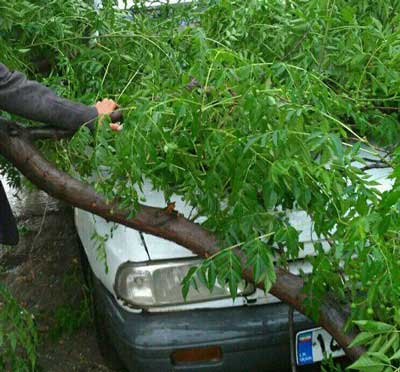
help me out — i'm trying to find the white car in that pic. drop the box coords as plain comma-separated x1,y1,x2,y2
75,143,393,371
79,2,393,370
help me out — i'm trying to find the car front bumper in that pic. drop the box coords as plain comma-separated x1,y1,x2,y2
94,277,315,372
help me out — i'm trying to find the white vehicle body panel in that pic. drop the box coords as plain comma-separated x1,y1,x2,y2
75,147,394,313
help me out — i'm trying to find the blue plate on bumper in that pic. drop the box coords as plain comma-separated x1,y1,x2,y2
296,327,345,366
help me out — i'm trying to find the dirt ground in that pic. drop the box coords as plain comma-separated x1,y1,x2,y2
0,182,111,371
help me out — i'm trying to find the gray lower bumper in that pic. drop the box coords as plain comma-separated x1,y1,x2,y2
94,278,315,372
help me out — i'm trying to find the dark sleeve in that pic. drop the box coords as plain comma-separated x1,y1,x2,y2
0,63,98,131
0,180,19,246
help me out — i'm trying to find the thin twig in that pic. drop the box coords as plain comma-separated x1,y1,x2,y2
28,198,49,280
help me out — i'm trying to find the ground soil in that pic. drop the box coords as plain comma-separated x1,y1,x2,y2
0,183,111,371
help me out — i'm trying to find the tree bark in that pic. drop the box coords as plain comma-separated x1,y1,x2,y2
0,120,364,360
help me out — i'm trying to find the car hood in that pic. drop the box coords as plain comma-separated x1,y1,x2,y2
137,181,200,260
139,151,394,261
75,146,394,312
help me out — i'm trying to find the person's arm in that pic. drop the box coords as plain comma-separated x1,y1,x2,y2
0,63,120,131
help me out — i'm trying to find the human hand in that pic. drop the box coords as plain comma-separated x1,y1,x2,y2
95,99,123,131
109,122,123,132
96,98,118,115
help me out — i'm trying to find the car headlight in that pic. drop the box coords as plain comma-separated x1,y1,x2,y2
115,259,254,308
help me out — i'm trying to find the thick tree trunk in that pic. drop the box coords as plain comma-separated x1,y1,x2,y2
0,120,364,360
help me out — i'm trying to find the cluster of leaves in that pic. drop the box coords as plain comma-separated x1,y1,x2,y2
0,283,37,371
0,0,399,368
348,320,400,371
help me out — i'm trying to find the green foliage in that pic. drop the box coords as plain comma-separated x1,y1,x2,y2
0,284,38,371
91,229,110,274
348,320,400,371
0,0,399,366
49,294,92,340
321,356,346,372
48,264,94,340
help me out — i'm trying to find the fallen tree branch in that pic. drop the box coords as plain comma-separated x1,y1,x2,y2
0,119,364,360
26,126,74,141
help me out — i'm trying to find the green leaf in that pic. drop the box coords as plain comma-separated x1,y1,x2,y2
263,273,274,293
369,352,390,364
207,261,217,291
349,332,375,348
182,266,198,300
330,134,344,162
390,349,400,360
253,255,262,284
348,354,385,370
197,266,207,286
243,135,259,154
228,271,239,299
263,182,278,209
354,321,394,333
181,280,190,300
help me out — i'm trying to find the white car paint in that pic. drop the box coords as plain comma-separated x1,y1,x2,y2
75,146,394,313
